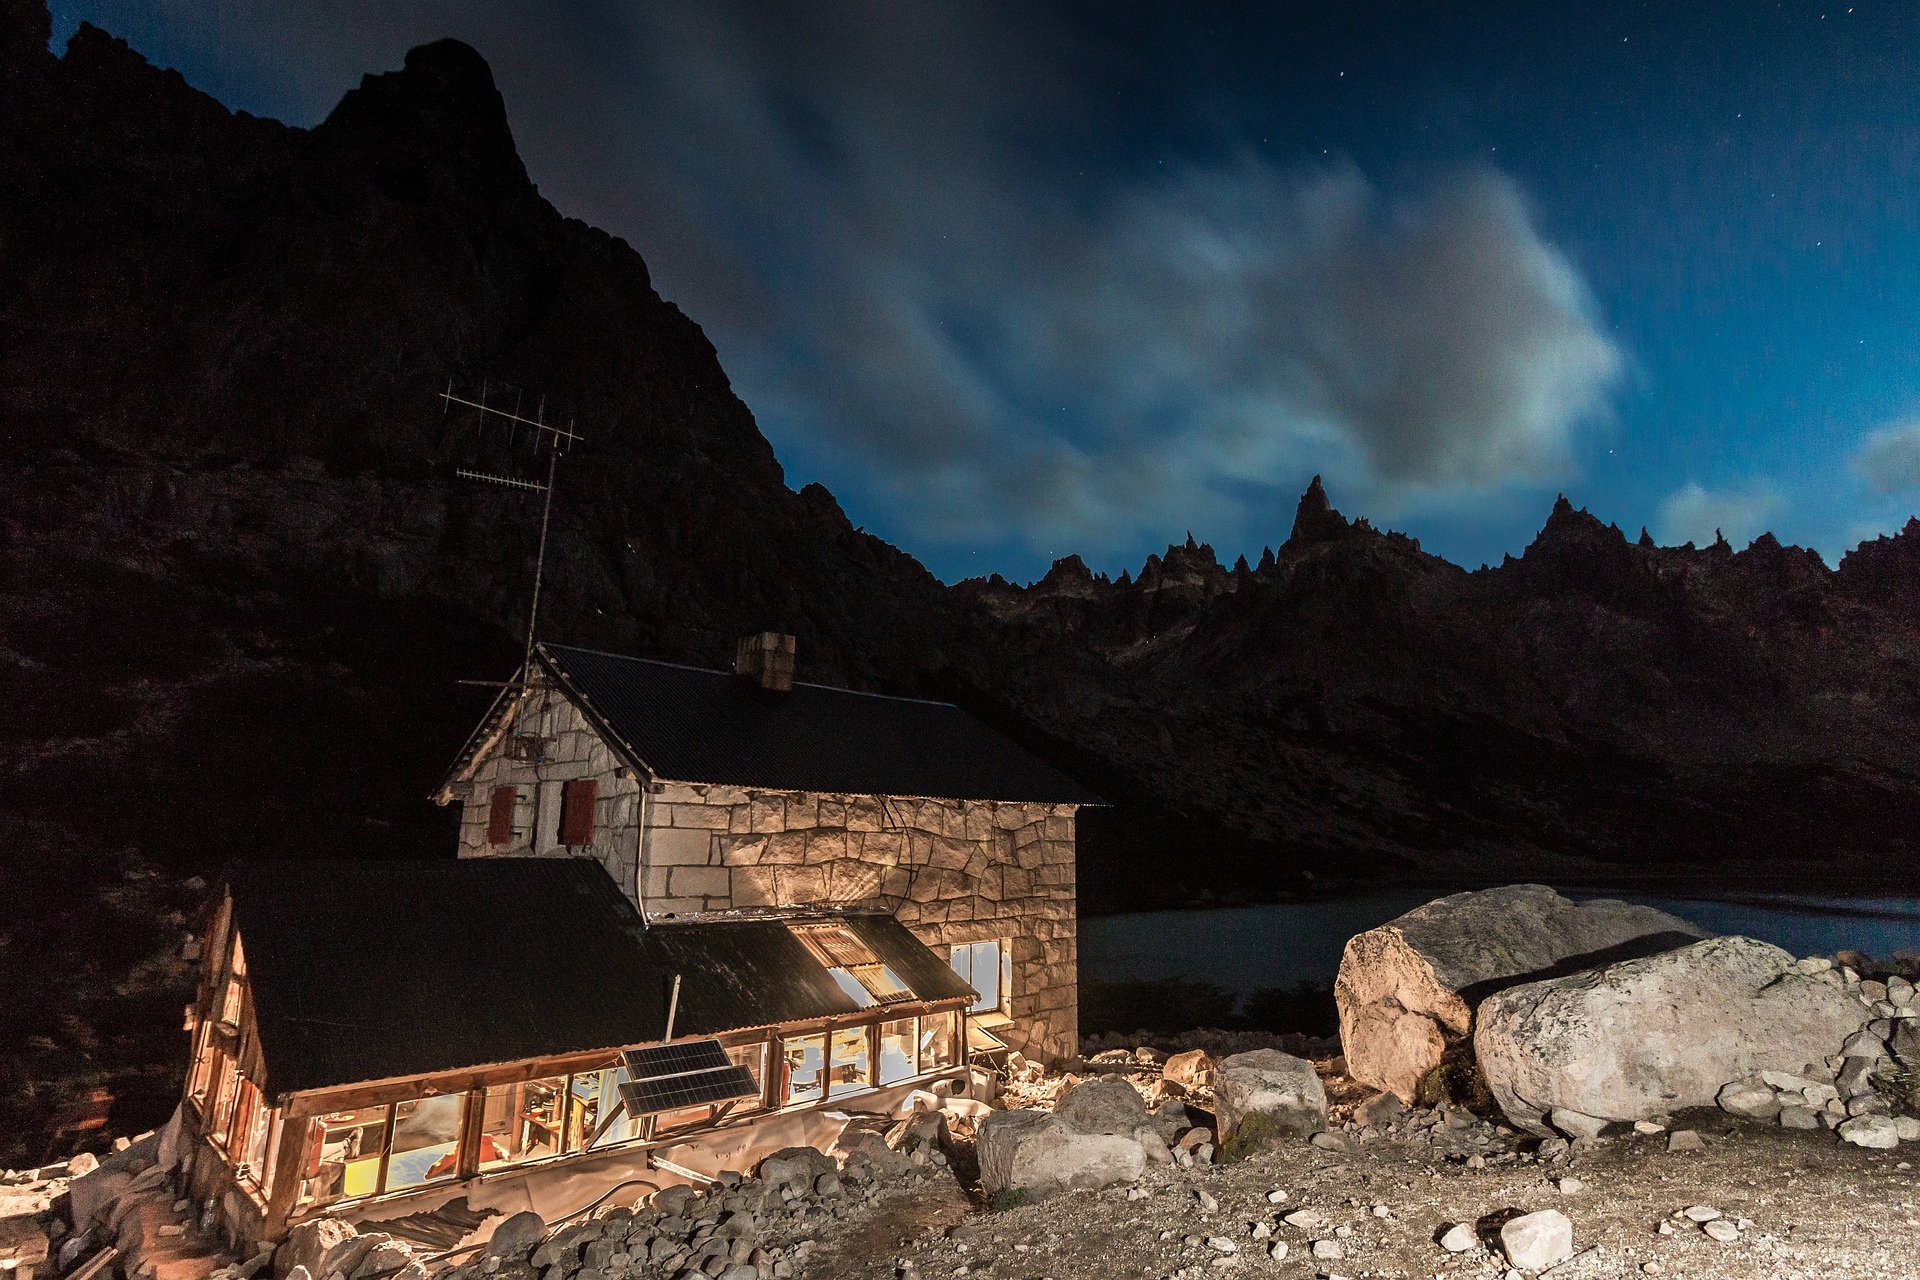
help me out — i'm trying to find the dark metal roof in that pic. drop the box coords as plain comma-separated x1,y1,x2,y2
639,912,977,1036
227,859,669,1096
224,861,974,1094
537,644,1104,804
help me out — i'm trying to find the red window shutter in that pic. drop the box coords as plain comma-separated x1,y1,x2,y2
487,786,516,845
562,779,598,846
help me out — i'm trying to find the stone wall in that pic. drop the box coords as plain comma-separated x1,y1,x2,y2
454,689,643,897
453,686,1080,1060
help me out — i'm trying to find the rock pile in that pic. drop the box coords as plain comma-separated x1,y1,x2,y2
282,1133,958,1280
1708,957,1920,1148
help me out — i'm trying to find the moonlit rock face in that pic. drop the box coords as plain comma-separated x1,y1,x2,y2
1335,884,1707,1101
1475,935,1872,1135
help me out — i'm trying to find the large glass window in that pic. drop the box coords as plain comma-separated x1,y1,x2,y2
949,940,1010,1014
387,1095,465,1190
210,1054,241,1146
828,1026,871,1098
727,1041,769,1108
920,1013,957,1070
296,1106,390,1209
479,1077,566,1168
220,936,247,1026
879,1017,918,1085
780,1034,825,1107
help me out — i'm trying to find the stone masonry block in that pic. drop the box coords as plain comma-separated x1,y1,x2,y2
825,861,883,901
669,803,732,829
668,865,730,898
776,864,828,902
748,795,786,832
731,867,778,907
648,826,713,866
714,833,771,864
761,830,811,864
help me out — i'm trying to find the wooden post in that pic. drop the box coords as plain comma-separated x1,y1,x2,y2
260,1113,308,1242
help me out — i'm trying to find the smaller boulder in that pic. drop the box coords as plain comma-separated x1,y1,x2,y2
486,1213,547,1258
1214,1050,1327,1142
1838,1115,1900,1150
1438,1224,1476,1253
1500,1210,1574,1272
757,1147,837,1193
1162,1050,1215,1087
1716,1080,1782,1121
1054,1079,1149,1136
975,1109,1145,1199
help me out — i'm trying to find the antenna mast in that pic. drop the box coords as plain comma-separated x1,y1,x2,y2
443,379,583,735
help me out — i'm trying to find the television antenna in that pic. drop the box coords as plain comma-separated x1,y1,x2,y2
443,378,584,738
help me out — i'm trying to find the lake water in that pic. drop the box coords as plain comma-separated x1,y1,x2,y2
1079,890,1920,997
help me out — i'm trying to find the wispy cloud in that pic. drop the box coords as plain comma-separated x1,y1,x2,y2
1656,481,1783,548
66,1,1626,561
1850,416,1920,496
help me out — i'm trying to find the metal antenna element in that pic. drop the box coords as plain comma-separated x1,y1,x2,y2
443,379,585,732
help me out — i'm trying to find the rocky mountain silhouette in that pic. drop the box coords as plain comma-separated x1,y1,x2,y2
3,0,1918,1158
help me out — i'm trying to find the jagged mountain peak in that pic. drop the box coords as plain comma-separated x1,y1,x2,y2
1287,474,1355,548
316,38,531,206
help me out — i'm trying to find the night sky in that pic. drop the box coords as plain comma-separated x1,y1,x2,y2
48,1,1920,583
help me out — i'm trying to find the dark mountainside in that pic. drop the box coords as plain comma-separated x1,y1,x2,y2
2,0,1918,1159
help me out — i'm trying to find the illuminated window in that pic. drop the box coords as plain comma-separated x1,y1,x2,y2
828,1025,872,1097
295,1107,389,1209
879,1017,918,1084
949,939,1011,1014
479,1077,566,1168
220,936,247,1026
780,1034,825,1107
727,1040,769,1108
920,1013,958,1071
387,1096,464,1190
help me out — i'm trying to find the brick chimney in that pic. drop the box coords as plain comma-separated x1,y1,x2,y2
734,632,796,692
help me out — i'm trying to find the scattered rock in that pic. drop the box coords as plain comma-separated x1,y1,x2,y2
1499,1209,1574,1272
1310,1239,1344,1260
1162,1050,1216,1088
1779,1105,1821,1130
1439,1224,1477,1253
1667,1130,1706,1153
486,1213,547,1258
1557,1177,1584,1195
1681,1206,1721,1223
1476,936,1869,1134
1336,885,1706,1101
1702,1219,1740,1243
1837,1115,1900,1149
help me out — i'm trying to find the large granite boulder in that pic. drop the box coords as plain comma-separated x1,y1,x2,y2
1475,935,1872,1135
976,1109,1147,1199
1335,885,1707,1101
1213,1050,1327,1143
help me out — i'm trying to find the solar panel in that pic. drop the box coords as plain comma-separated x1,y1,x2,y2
619,1064,760,1115
622,1039,732,1077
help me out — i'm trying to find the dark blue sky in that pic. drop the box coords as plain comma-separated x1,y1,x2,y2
50,1,1920,581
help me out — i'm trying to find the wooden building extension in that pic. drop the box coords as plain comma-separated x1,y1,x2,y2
178,860,976,1253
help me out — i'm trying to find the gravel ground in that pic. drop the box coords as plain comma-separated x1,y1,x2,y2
799,1108,1920,1280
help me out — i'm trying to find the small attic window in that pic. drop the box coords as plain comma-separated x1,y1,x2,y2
789,924,913,1007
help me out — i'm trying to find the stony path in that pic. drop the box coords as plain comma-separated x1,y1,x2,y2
808,1112,1920,1280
